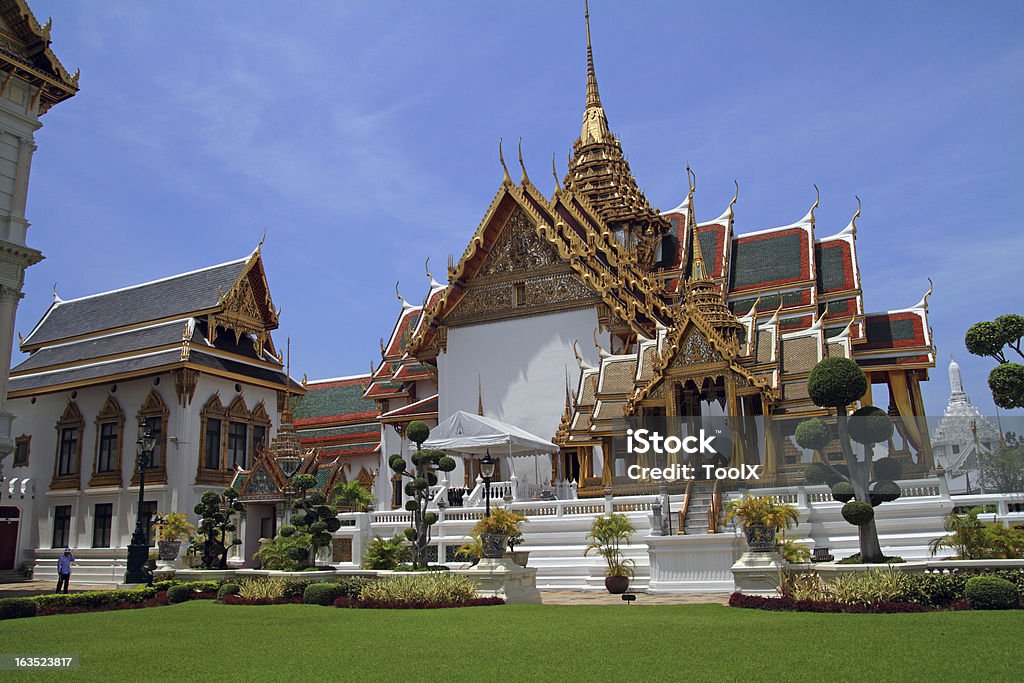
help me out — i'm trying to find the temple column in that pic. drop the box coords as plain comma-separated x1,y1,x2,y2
761,394,778,479
908,373,934,470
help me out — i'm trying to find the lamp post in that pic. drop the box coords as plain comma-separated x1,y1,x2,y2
124,421,156,584
480,451,495,518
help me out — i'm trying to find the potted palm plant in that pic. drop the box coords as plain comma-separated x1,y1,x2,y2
584,513,636,594
471,508,527,559
156,512,196,563
724,495,799,552
332,480,375,512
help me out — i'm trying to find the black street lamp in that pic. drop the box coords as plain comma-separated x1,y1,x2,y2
124,421,157,584
480,451,495,518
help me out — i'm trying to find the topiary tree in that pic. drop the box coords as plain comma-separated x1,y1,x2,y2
194,488,244,569
288,473,342,568
799,357,903,564
965,314,1024,409
388,420,456,569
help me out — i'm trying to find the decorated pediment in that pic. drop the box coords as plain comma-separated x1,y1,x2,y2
670,328,724,369
211,253,279,355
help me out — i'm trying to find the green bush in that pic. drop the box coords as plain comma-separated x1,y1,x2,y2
872,457,903,480
965,576,1020,610
0,598,37,620
217,583,241,600
830,481,855,502
303,582,345,606
281,579,314,601
807,357,867,410
359,573,477,604
363,535,411,570
32,587,157,610
167,585,191,604
842,501,875,526
848,406,893,445
872,480,902,503
335,577,372,599
795,418,833,454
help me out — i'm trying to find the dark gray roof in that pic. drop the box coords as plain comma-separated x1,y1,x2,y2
23,257,250,347
13,320,193,373
8,350,182,394
189,350,302,390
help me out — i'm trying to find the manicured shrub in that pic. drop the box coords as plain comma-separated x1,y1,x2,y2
965,576,1020,610
830,481,855,502
335,577,372,599
359,573,477,604
32,587,158,611
167,585,191,604
217,583,241,600
303,582,345,606
803,461,833,485
281,579,314,601
872,457,903,481
872,480,902,503
842,501,874,526
0,598,37,620
836,553,904,565
334,596,504,609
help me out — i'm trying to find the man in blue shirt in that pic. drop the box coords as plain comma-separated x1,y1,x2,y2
55,549,74,594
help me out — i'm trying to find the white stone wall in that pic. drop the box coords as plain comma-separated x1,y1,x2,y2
437,308,603,490
8,371,280,581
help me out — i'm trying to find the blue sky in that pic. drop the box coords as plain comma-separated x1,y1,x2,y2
17,0,1024,417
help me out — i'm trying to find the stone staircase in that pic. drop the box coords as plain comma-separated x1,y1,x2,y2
682,482,716,535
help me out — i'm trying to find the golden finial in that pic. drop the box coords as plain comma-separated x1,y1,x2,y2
573,339,585,366
914,278,934,310
301,373,308,387
518,138,530,186
849,195,862,234
728,180,739,221
256,227,266,252
395,281,405,304
810,184,820,225
686,164,696,194
379,337,386,355
17,331,24,345
584,0,601,109
499,138,512,186
52,282,61,303
552,152,562,193
425,257,432,281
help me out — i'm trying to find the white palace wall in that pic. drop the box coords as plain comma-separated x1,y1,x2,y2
437,307,604,489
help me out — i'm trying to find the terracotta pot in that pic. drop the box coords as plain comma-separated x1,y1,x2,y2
605,575,630,594
481,533,508,559
744,524,777,552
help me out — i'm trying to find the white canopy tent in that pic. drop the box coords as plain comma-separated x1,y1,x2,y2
422,411,559,457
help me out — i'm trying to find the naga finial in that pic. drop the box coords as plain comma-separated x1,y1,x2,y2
552,152,562,193
686,163,696,194
499,138,512,186
425,257,432,281
728,180,739,221
518,138,530,186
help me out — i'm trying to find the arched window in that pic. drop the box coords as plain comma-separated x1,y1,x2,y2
136,390,170,485
90,396,124,488
52,402,84,490
197,394,228,485
250,402,271,458
226,396,250,471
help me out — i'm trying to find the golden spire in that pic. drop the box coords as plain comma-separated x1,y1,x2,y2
579,0,611,144
584,0,601,110
281,337,294,425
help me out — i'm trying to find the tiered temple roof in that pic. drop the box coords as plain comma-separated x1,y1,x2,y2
10,248,300,399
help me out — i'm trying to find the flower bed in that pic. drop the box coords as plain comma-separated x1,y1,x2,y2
333,596,504,609
220,595,303,606
728,592,955,614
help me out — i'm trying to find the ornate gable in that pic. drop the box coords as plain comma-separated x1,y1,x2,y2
210,252,279,356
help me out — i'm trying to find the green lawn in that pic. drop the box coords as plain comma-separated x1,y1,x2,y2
1,602,1020,681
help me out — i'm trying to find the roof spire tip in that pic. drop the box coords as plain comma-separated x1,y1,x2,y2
499,138,512,186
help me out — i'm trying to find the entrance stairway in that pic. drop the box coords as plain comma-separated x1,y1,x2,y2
681,482,717,535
